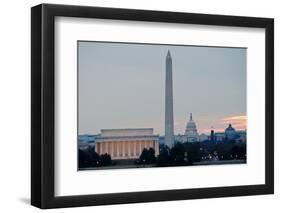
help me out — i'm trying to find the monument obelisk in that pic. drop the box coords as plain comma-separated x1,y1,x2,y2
165,50,174,148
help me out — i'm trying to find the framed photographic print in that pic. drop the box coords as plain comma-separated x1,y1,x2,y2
31,3,274,209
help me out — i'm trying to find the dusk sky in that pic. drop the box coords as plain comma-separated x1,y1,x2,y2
78,41,246,135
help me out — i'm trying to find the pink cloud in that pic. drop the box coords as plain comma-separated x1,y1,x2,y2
223,115,247,130
199,115,247,134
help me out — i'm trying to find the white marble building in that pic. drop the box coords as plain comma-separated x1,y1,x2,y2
184,113,200,142
95,128,159,160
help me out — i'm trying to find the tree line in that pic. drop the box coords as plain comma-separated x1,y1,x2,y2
78,140,246,168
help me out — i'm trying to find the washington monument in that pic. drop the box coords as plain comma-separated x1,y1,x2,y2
165,50,175,148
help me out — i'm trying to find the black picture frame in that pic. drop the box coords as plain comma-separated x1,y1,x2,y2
31,3,274,209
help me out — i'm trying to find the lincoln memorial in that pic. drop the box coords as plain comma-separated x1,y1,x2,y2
95,128,160,160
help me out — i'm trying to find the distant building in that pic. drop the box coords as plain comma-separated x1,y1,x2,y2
95,128,159,160
209,124,246,142
174,134,185,143
78,135,96,143
78,141,95,150
78,135,96,150
210,129,215,142
225,124,238,140
214,132,225,141
236,131,247,142
184,113,199,142
199,133,208,142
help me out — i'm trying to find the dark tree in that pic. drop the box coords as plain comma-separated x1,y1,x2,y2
78,146,102,168
215,142,233,160
139,148,156,164
156,145,173,166
183,142,201,162
170,143,185,163
100,153,112,166
231,142,246,159
87,146,102,166
78,149,89,168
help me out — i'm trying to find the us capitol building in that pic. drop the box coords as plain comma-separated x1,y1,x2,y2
184,113,200,142
174,113,205,143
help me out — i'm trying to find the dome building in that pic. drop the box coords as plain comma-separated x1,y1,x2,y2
225,124,238,140
184,113,199,142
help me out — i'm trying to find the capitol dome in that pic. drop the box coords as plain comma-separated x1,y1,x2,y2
186,119,197,130
184,113,199,142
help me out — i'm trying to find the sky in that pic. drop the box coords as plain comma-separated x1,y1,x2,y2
78,41,246,135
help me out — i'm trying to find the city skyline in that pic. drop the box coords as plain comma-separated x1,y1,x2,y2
78,41,246,135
